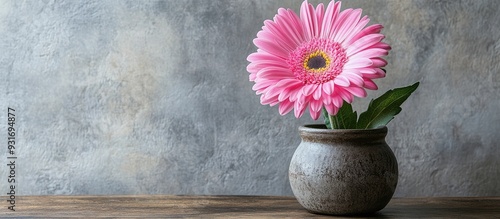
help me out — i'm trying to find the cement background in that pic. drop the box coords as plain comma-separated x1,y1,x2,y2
1,0,499,196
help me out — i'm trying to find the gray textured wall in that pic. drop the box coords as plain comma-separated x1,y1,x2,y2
1,0,499,196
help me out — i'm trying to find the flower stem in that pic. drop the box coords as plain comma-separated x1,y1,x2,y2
328,114,335,130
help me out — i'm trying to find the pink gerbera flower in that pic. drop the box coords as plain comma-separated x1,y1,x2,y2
247,0,391,120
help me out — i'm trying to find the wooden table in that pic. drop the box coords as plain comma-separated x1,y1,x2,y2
0,196,499,218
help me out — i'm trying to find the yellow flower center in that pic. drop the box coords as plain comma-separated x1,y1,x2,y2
288,38,347,84
303,50,330,72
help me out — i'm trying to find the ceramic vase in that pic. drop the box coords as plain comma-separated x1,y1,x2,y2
289,124,398,215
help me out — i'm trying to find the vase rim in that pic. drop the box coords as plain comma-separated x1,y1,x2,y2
299,124,387,134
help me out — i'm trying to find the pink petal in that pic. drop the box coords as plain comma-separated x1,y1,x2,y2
246,63,259,74
310,99,323,113
363,78,378,90
274,78,301,88
300,0,318,40
374,68,386,77
334,9,362,43
345,24,383,47
334,75,351,87
249,60,289,71
360,67,385,78
336,99,345,109
249,74,256,81
256,29,275,42
253,31,294,59
328,8,353,40
256,66,292,79
320,1,341,38
302,84,317,96
257,28,294,53
345,86,367,98
344,73,364,87
340,15,370,47
322,95,332,104
324,103,339,115
346,34,385,56
247,54,289,72
343,57,373,69
265,85,285,99
368,42,391,50
331,95,343,107
337,87,354,103
264,20,296,51
322,81,335,95
313,84,323,100
253,38,289,59
294,101,307,118
309,108,321,120
358,68,376,74
278,80,303,101
288,88,302,102
269,101,279,107
350,48,389,60
254,75,290,83
247,51,284,63
371,58,388,68
315,3,325,36
260,93,279,105
279,100,294,115
277,9,305,45
252,80,277,92
297,94,305,105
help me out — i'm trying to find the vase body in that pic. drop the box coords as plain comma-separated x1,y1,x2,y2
289,124,398,215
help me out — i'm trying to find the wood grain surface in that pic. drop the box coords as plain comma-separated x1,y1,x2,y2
1,196,499,218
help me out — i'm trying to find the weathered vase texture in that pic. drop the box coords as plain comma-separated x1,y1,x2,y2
289,125,398,215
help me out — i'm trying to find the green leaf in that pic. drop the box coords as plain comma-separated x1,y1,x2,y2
322,102,358,129
357,82,419,129
332,102,358,129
